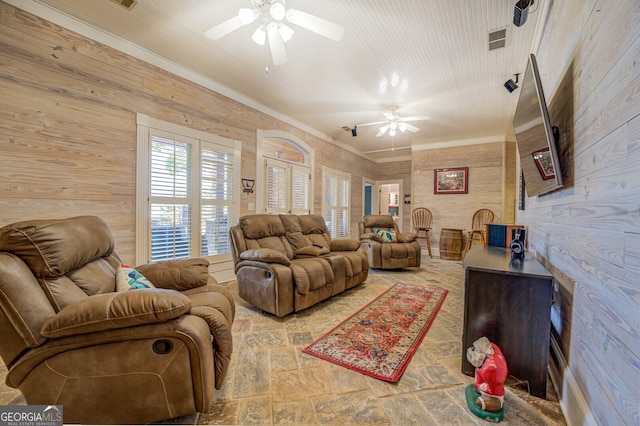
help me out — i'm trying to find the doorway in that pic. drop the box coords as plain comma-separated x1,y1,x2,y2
363,179,403,230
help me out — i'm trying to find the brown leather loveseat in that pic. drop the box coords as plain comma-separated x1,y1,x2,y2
0,216,235,424
229,214,368,317
358,214,422,269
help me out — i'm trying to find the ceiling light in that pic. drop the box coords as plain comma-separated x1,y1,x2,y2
206,1,344,66
252,26,267,45
278,24,294,42
389,128,397,137
269,2,286,21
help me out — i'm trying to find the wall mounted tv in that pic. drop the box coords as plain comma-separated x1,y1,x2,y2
513,53,563,196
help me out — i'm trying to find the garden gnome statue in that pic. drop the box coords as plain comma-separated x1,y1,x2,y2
465,336,508,422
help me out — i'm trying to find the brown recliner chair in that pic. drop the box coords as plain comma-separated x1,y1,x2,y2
358,215,422,269
0,216,235,424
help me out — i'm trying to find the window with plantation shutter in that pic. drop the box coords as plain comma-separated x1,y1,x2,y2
264,158,310,214
265,159,288,214
137,114,240,268
323,167,351,238
150,135,194,261
291,164,310,214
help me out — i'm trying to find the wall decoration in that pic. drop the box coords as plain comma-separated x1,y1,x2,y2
518,169,526,210
434,167,468,194
532,147,555,180
404,194,411,204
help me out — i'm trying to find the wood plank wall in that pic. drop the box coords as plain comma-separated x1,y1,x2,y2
519,1,640,424
0,2,377,263
411,141,515,252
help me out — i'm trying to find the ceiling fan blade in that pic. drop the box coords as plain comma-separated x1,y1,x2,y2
376,125,389,137
400,115,430,122
267,25,288,65
404,123,420,132
382,112,396,121
205,8,259,40
204,15,245,40
356,121,386,127
285,9,345,41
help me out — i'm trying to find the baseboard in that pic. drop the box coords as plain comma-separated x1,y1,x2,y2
549,335,597,426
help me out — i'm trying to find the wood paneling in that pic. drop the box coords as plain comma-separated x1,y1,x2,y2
411,141,515,251
519,1,640,424
0,2,376,264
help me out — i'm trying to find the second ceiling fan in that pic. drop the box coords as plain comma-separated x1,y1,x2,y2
357,112,430,137
204,0,344,66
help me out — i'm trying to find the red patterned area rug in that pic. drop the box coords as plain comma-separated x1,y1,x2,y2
302,282,448,382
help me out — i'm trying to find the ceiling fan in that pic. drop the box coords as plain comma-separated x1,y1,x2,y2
204,0,344,66
355,112,430,137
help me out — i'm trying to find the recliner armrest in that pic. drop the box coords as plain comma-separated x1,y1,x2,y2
239,248,291,266
359,232,384,243
41,289,191,338
397,232,417,243
136,258,210,291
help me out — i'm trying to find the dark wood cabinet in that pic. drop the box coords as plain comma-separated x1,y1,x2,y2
462,246,553,398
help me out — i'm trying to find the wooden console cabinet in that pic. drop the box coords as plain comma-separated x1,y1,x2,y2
462,245,553,398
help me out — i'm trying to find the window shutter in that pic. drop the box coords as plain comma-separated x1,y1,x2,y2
291,165,310,214
323,170,350,238
150,136,193,261
201,145,234,256
265,159,289,213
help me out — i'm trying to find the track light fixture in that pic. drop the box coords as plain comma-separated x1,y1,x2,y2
504,73,520,93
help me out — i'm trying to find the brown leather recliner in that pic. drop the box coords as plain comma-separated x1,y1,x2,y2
358,215,422,269
0,216,235,424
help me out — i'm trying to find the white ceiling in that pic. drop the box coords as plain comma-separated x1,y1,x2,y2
28,0,544,161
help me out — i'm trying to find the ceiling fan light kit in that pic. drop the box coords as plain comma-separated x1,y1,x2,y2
357,112,429,138
205,0,344,66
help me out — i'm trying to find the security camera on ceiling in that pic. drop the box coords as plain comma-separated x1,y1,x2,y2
513,0,534,27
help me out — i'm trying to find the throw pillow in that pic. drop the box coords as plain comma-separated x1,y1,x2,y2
116,264,156,291
373,228,397,243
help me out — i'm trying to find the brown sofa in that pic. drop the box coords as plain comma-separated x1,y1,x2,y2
0,216,235,424
358,215,422,269
229,214,369,317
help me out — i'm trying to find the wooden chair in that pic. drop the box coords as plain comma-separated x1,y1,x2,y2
412,207,433,258
464,209,495,255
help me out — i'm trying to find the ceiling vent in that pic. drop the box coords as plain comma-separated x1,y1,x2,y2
109,0,138,10
488,28,507,51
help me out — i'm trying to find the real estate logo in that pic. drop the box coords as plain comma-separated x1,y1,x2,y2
0,405,62,426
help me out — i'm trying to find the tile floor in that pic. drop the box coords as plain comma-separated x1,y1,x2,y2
0,256,567,425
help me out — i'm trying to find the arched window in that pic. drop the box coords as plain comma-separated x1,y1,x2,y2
257,130,313,215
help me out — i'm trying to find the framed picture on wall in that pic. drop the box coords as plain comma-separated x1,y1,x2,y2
434,167,468,194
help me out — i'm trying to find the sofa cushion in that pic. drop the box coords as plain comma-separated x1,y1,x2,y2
239,215,286,239
295,246,330,257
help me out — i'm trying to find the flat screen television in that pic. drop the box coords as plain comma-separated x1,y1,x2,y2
513,53,563,196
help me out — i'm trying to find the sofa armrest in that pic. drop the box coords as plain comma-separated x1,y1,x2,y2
239,248,291,266
136,258,210,291
397,232,417,243
330,238,361,251
41,289,191,338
